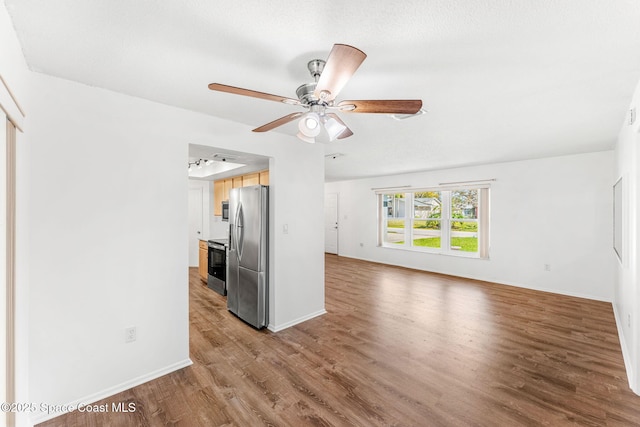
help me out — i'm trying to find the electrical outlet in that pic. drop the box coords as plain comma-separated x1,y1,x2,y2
125,326,136,343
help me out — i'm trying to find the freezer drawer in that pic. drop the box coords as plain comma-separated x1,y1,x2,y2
237,266,267,329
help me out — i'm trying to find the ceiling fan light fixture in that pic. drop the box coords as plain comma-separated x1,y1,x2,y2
298,112,321,137
323,116,347,141
306,117,319,130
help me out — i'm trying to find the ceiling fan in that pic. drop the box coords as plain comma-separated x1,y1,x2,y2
208,44,423,143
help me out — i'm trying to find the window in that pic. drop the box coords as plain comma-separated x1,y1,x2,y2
450,189,478,252
382,193,406,245
378,187,489,258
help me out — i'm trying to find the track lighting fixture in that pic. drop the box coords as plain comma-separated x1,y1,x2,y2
187,158,214,171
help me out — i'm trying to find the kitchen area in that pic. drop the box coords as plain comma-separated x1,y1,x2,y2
190,144,271,329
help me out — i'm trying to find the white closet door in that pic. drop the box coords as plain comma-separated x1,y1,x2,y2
188,187,204,267
324,193,338,254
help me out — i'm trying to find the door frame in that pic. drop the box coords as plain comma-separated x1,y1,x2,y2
1,72,24,427
5,117,15,427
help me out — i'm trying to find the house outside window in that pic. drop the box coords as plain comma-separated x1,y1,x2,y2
378,186,490,259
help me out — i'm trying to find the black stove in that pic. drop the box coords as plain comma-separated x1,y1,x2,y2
207,238,228,295
208,238,229,247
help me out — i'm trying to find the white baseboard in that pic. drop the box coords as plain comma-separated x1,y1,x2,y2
612,303,636,394
340,253,612,302
484,278,612,303
268,309,327,332
30,358,193,425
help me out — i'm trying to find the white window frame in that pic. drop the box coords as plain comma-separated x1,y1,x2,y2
377,186,490,259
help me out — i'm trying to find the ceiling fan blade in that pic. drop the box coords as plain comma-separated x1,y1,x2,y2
326,113,354,139
252,112,304,133
337,99,423,114
314,44,367,102
208,83,301,105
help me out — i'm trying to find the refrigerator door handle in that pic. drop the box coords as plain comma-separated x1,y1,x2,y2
236,202,244,261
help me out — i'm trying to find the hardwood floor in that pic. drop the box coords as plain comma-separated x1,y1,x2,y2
38,255,640,426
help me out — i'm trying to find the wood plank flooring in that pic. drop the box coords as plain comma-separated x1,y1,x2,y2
38,255,640,426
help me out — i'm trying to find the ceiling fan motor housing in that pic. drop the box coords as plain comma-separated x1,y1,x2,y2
295,59,330,106
296,82,319,105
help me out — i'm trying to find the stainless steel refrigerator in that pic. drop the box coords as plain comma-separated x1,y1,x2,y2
227,185,268,329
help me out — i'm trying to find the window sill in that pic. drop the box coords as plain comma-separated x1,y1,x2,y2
379,243,489,260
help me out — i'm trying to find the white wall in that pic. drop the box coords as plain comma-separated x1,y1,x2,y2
210,213,230,240
614,79,640,394
187,179,229,241
27,73,193,423
25,70,325,423
0,3,28,112
326,151,615,302
207,180,231,240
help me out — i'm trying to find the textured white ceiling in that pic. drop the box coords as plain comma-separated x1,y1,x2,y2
5,0,640,180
